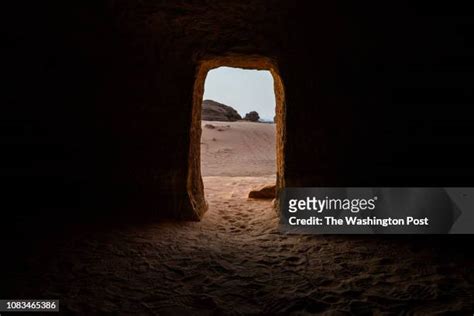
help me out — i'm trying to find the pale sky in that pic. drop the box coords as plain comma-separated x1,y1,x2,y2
203,67,276,121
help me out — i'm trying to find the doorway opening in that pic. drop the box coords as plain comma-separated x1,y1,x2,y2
187,57,286,219
201,66,276,176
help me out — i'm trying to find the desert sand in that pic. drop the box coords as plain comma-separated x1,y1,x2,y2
3,120,473,314
201,120,276,177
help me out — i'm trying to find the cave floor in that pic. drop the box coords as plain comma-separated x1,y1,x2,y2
4,176,474,314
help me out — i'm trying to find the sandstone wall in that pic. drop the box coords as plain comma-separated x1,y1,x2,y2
3,1,474,221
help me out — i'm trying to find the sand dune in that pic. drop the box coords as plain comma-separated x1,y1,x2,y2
201,120,276,177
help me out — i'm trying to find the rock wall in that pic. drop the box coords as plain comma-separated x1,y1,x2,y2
3,1,474,221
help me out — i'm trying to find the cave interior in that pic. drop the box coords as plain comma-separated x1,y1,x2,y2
2,1,474,314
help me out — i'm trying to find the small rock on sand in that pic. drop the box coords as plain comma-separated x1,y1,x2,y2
248,184,276,199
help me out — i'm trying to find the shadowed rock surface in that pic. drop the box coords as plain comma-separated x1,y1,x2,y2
202,99,242,122
4,1,474,220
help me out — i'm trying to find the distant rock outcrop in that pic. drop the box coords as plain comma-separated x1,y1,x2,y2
244,111,260,122
202,99,242,121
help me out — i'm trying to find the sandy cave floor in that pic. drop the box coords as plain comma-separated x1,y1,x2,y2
4,175,473,315
2,121,473,314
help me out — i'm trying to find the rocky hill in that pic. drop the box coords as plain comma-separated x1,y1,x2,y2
202,99,242,121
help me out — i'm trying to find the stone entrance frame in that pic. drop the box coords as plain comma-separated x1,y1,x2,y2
187,55,286,220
